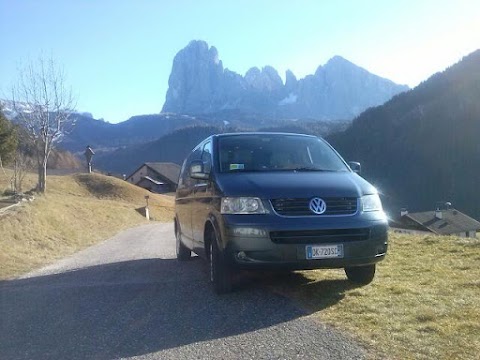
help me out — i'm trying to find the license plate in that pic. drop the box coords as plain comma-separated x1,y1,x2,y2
306,244,344,259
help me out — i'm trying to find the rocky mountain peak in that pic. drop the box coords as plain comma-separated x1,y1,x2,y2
323,55,369,78
325,55,351,66
285,70,297,89
162,40,223,114
187,39,208,51
162,40,409,119
245,66,283,92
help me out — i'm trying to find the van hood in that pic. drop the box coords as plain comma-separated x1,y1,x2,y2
215,171,377,199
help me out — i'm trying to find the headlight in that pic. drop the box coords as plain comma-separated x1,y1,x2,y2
221,197,266,214
362,194,383,212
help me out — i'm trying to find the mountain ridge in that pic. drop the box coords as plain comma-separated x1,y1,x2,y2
162,40,409,120
328,49,480,219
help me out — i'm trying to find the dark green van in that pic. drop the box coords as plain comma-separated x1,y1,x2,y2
174,133,388,293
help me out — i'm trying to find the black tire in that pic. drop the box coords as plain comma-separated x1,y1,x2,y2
209,232,232,294
175,222,191,261
345,264,376,285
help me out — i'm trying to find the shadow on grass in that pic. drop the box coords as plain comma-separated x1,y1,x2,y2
74,173,121,198
135,206,147,217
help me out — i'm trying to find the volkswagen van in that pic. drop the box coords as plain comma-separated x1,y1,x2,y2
174,133,388,293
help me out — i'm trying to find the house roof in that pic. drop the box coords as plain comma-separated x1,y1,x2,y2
388,217,425,231
139,176,164,185
144,162,181,184
404,209,480,235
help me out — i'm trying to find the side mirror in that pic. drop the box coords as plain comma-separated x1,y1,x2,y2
348,161,361,174
190,160,209,180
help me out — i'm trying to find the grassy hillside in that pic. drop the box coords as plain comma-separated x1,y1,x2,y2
0,170,174,279
270,232,480,360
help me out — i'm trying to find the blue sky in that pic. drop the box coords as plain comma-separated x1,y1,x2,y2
1,0,478,123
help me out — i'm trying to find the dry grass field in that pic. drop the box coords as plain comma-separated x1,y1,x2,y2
270,232,480,360
0,170,174,279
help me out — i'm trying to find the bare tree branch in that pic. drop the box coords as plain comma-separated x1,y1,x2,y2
11,55,76,193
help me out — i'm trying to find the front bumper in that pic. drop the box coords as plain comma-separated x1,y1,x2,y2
220,212,388,270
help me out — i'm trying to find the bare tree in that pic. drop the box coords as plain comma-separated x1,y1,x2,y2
12,150,35,194
11,56,76,193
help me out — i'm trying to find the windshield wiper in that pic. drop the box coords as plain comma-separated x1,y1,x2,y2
292,167,328,172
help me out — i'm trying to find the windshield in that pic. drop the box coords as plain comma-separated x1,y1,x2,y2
218,134,349,173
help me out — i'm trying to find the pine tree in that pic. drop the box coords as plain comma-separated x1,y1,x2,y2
0,109,18,167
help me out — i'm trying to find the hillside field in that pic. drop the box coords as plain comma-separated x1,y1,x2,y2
0,170,174,279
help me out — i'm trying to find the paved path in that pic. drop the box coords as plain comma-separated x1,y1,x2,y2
0,223,367,359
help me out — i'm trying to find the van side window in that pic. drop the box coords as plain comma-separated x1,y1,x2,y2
202,141,212,174
177,158,188,188
178,146,203,188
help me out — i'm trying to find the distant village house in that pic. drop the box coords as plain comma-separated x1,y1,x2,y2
126,162,181,193
390,205,480,238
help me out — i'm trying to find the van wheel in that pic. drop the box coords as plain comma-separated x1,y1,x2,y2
175,224,191,261
345,264,376,285
209,232,232,294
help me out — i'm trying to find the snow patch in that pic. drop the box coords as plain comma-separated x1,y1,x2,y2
278,93,298,106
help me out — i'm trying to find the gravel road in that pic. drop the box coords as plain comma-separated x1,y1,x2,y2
0,223,367,360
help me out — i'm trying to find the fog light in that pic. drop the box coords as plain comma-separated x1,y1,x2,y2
377,244,387,255
237,251,247,260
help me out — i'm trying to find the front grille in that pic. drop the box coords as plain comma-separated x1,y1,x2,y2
270,228,370,244
271,197,357,216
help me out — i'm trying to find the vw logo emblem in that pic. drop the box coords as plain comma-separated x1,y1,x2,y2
309,197,327,215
